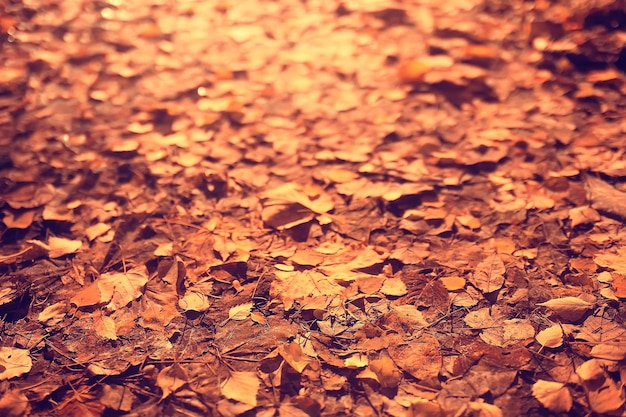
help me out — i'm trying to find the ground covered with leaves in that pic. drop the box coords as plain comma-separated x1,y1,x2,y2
1,0,626,415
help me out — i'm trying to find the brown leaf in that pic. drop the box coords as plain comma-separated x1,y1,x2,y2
220,371,260,407
469,253,505,294
157,364,188,400
537,296,593,323
369,355,401,389
0,348,32,380
535,324,564,349
387,334,441,383
531,380,572,413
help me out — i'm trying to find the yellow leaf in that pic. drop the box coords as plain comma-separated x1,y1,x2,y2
38,302,67,326
535,324,563,348
531,380,572,413
228,302,252,321
0,347,32,380
93,312,117,340
221,371,260,406
27,236,82,258
344,353,368,368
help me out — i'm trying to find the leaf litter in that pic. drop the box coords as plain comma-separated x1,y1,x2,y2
1,0,626,416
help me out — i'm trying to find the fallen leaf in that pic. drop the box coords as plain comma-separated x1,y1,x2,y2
535,324,564,349
220,371,260,407
178,277,214,312
98,266,149,311
0,348,32,380
277,343,313,374
589,343,626,361
369,355,401,388
440,276,466,291
93,312,117,340
38,302,67,326
379,278,408,296
27,236,82,258
0,390,31,417
537,296,593,322
587,378,625,414
387,334,441,382
531,380,572,413
228,302,253,321
469,253,505,294
157,364,188,399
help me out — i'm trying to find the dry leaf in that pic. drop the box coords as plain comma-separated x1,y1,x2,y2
220,371,260,407
98,266,149,311
587,378,625,414
379,278,408,296
535,324,564,349
27,236,82,258
576,359,604,383
228,302,253,321
277,343,313,374
531,380,572,413
369,355,401,388
440,276,466,291
469,253,505,294
38,302,67,326
589,343,626,361
178,277,213,312
537,296,593,322
0,348,32,380
93,312,118,340
0,389,31,417
387,334,441,382
157,364,188,399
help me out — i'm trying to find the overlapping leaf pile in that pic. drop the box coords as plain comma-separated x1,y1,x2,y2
1,0,626,416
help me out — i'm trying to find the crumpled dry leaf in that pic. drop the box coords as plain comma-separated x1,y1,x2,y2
531,379,572,413
71,266,149,311
277,343,313,374
99,266,149,312
178,276,213,313
220,371,260,407
0,348,32,380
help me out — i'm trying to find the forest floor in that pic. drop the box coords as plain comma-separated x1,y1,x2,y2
1,0,626,416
